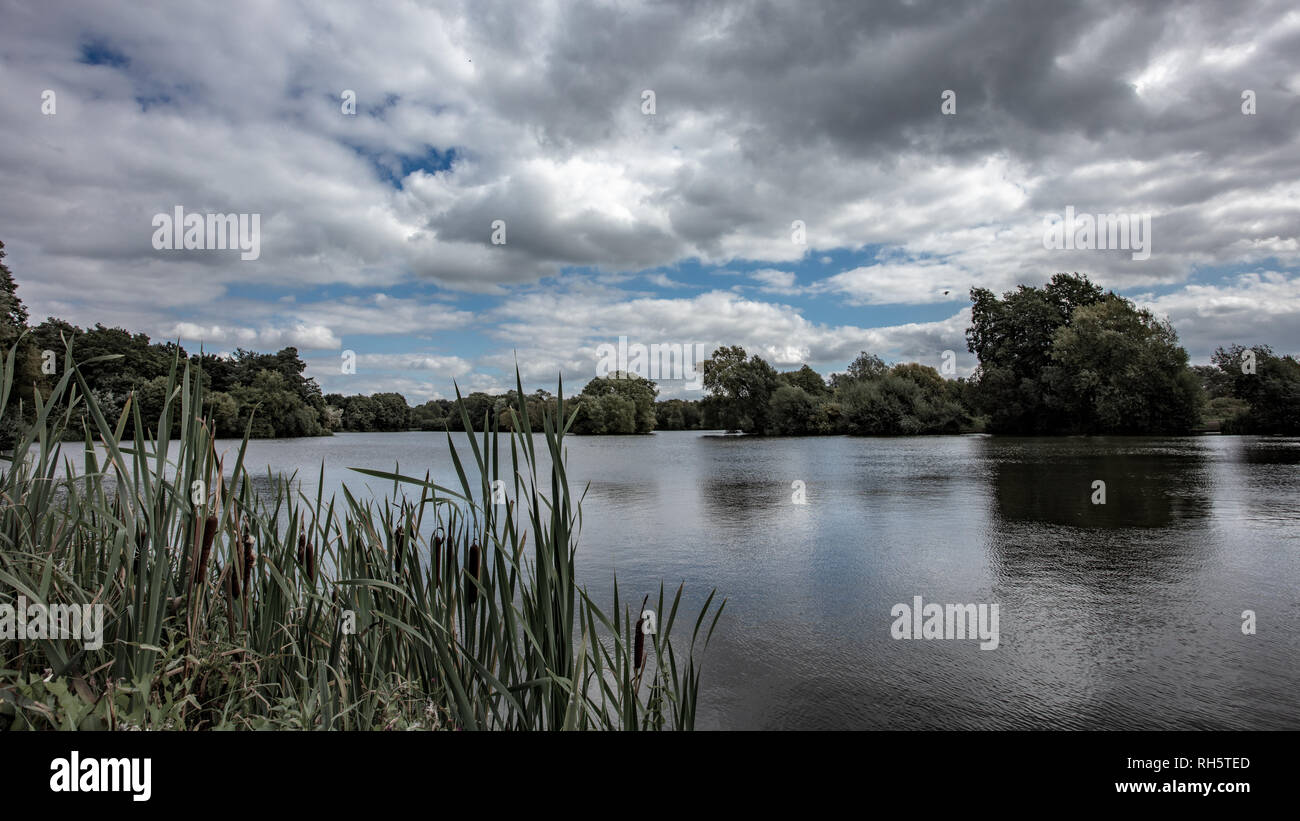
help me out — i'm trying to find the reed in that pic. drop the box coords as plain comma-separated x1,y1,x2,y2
0,339,724,730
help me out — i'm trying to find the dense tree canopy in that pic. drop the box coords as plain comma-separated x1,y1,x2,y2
702,345,780,433
1048,295,1201,434
32,323,329,439
0,249,333,440
655,398,704,431
571,373,657,434
1210,345,1300,433
687,348,967,436
966,273,1107,433
834,355,967,435
966,273,1203,435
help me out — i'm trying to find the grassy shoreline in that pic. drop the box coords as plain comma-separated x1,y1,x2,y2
0,344,723,730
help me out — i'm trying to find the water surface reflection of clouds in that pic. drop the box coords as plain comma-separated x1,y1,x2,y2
212,431,1300,729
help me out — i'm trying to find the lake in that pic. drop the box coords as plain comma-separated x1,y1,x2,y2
217,430,1300,730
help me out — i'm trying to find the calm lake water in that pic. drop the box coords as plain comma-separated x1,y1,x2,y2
218,431,1300,730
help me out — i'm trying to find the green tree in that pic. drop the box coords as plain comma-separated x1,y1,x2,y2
0,243,45,428
0,241,29,346
778,364,830,396
340,395,378,431
889,363,967,433
966,273,1106,433
231,370,323,438
1211,344,1300,433
204,390,241,437
408,400,447,431
654,398,703,430
1193,364,1233,400
702,346,779,433
768,385,819,435
574,373,657,434
832,359,966,435
30,317,81,397
193,352,239,393
323,404,345,431
445,392,497,431
839,378,906,434
574,392,637,434
133,375,181,439
371,392,411,431
1049,295,1202,433
843,352,888,383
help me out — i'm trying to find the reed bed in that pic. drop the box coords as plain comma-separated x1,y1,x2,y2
0,341,723,730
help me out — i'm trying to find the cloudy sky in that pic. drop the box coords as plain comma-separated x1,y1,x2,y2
2,0,1298,401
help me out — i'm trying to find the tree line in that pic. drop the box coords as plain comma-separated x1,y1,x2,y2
2,241,1296,441
0,240,669,440
0,240,328,441
328,374,660,435
660,273,1300,436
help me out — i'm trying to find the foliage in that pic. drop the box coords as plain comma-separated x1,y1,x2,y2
571,373,657,434
778,364,831,396
702,345,779,433
25,320,329,440
1211,344,1300,433
654,398,703,431
0,242,39,445
693,347,966,436
0,345,723,730
840,361,967,435
1048,295,1202,434
768,385,820,435
966,273,1209,435
965,273,1106,433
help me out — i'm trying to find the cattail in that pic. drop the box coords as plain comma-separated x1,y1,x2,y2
634,595,650,674
432,529,444,585
305,539,316,584
241,532,255,596
465,541,481,607
392,525,405,574
634,614,647,673
227,564,241,598
297,532,306,565
196,515,218,588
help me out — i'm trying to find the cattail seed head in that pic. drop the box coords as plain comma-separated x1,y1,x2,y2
297,532,306,566
392,526,405,573
465,541,481,607
634,615,647,672
242,532,255,596
433,530,444,584
197,515,218,587
305,540,316,584
228,565,241,598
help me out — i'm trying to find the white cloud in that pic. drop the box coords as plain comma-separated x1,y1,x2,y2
1136,271,1300,360
748,268,800,294
165,321,341,350
1,0,1296,397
